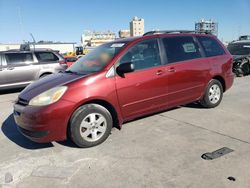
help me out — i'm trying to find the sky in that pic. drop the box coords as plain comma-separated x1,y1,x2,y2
0,0,249,44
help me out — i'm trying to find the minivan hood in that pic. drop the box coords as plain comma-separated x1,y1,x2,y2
19,73,86,101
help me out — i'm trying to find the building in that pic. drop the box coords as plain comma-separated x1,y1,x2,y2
119,29,130,38
0,42,76,54
81,30,116,47
130,16,145,37
195,19,218,36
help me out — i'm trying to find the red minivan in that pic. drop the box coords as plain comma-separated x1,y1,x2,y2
13,31,234,147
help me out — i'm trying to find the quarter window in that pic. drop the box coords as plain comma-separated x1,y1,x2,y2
5,53,33,65
35,52,59,62
162,36,202,63
118,39,161,71
197,36,225,57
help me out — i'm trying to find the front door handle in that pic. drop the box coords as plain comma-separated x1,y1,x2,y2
7,67,15,70
167,68,176,73
156,70,164,75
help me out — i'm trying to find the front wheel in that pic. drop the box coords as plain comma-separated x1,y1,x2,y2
200,79,223,108
69,104,113,148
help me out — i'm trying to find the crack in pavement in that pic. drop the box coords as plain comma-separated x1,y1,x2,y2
158,114,250,145
0,149,97,186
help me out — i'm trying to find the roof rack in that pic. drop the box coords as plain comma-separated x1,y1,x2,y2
6,48,55,52
143,30,197,36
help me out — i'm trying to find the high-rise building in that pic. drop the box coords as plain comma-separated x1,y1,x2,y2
130,16,145,37
119,29,130,38
195,19,218,36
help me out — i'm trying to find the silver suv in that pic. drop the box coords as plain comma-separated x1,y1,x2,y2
0,49,66,90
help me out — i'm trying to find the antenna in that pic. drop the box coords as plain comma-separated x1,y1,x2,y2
30,33,36,50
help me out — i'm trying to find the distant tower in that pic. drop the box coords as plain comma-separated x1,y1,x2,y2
195,19,218,36
130,16,145,37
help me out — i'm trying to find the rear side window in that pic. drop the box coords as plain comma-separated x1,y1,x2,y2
197,36,225,57
35,52,59,62
5,53,33,65
162,36,202,64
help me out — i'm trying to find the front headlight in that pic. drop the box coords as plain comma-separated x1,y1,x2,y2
29,86,68,106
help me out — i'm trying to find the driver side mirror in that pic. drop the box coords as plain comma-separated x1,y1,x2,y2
116,62,135,76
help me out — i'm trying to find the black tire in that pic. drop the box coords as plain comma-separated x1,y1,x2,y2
241,61,250,76
200,79,223,108
69,104,112,148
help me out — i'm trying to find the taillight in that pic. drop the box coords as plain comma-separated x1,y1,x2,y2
59,60,66,65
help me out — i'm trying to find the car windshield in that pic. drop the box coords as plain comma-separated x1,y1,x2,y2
227,43,250,55
66,42,127,74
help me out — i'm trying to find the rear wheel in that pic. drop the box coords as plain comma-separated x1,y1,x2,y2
200,79,223,108
69,104,112,148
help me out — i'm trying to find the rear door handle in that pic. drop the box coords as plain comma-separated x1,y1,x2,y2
156,70,164,75
167,68,176,73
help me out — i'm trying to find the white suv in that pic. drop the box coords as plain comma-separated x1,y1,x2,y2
0,49,66,90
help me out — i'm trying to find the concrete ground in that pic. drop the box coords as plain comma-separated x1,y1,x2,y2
0,77,250,188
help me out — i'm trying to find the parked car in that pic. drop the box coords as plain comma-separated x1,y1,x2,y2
64,56,78,67
14,31,234,148
227,40,250,76
0,48,66,90
239,35,250,41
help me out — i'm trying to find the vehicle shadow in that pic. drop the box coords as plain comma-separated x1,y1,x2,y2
57,139,78,148
124,102,205,125
0,88,24,95
1,114,53,149
181,102,205,109
1,102,204,150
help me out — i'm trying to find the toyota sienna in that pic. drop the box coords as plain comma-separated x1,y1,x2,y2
13,31,234,147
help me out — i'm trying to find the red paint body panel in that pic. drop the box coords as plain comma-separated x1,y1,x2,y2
14,99,75,142
164,58,211,108
13,33,234,143
115,65,168,119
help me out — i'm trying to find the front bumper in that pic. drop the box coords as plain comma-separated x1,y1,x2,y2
13,99,75,143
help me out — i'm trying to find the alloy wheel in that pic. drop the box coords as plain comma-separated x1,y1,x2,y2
208,84,221,104
79,113,107,142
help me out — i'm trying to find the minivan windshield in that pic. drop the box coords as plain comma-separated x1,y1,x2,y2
66,42,127,74
227,43,250,55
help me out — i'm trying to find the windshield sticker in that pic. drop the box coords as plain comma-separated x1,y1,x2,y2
111,43,125,48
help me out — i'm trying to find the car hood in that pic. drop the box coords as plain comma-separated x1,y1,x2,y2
18,73,86,101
